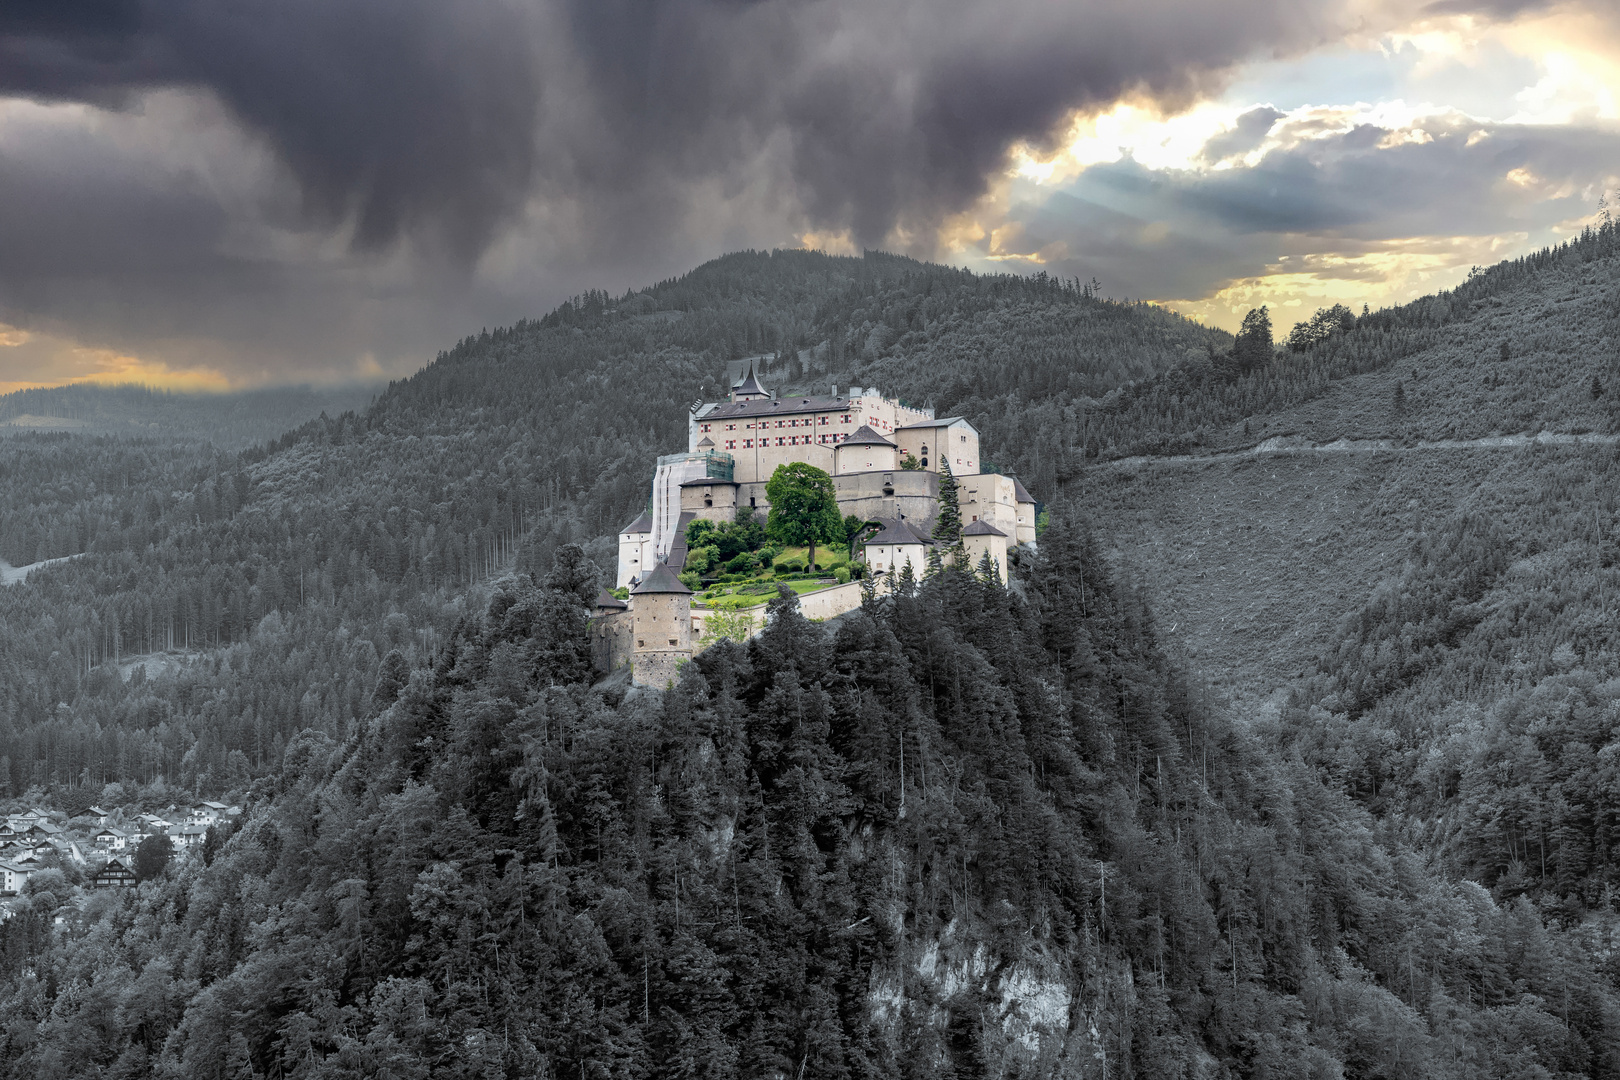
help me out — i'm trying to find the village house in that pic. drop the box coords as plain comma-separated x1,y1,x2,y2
0,860,32,895
95,827,130,851
170,824,209,851
94,858,138,889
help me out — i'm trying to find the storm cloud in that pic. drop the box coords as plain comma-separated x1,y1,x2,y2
0,0,1613,382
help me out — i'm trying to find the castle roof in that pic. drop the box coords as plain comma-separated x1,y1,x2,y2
680,476,737,487
894,416,971,432
667,510,697,569
695,436,715,449
838,425,895,448
1009,476,1034,504
621,511,653,535
732,363,769,398
705,394,849,420
962,520,1007,537
632,562,693,595
594,589,628,611
867,519,933,546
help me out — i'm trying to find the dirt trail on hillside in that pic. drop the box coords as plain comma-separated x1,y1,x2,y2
1101,430,1619,471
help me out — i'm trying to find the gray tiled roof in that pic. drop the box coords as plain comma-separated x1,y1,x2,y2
632,562,693,595
838,425,895,448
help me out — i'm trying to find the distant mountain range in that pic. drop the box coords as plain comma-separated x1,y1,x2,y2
0,382,380,448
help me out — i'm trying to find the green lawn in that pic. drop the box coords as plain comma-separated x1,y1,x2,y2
696,578,842,610
770,545,848,571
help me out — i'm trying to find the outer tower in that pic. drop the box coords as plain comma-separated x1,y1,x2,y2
834,425,898,474
629,562,694,687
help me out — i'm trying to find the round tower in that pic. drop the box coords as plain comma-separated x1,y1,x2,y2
629,562,694,687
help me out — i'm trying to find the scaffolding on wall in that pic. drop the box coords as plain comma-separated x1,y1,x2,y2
650,451,733,562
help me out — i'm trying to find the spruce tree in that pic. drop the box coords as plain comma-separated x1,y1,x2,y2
933,459,963,548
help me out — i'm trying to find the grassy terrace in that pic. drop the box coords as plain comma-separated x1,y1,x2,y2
694,577,844,610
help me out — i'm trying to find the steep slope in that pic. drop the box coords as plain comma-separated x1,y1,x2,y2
4,542,1617,1079
1085,226,1620,707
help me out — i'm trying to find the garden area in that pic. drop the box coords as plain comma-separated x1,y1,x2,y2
680,464,864,609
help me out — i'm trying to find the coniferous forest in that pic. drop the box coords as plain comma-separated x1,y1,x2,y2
5,232,1620,1076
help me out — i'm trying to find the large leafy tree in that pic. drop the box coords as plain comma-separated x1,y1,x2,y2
134,834,174,883
1233,304,1274,373
764,462,844,572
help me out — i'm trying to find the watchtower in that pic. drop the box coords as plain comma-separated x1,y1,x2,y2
629,562,693,686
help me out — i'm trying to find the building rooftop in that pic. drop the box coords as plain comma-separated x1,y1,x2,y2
963,520,1008,537
695,436,715,449
680,476,737,487
1009,476,1034,504
867,519,934,546
705,395,851,420
632,562,693,595
621,511,653,535
894,416,971,432
731,363,770,399
594,589,628,611
839,425,895,448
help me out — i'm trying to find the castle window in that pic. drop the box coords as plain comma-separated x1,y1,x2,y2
842,415,851,423
819,416,828,424
637,640,645,647
701,424,711,433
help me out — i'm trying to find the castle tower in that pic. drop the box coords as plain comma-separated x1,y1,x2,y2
835,425,897,475
629,562,694,687
730,361,769,403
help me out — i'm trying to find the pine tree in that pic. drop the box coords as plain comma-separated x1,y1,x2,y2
932,459,963,552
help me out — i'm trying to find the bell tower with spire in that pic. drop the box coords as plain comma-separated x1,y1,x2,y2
730,360,770,403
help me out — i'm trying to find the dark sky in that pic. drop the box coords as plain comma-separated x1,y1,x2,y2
0,0,1615,388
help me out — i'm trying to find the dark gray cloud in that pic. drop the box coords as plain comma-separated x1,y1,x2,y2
0,0,541,260
1200,106,1285,164
0,0,1345,257
0,0,1365,381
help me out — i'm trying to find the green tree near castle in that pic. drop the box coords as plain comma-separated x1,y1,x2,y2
765,462,844,573
931,458,967,568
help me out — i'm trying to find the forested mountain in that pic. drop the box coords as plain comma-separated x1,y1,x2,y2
6,235,1620,1077
0,250,1222,801
6,540,1617,1078
1086,222,1620,973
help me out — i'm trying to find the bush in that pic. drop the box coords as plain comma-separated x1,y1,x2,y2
678,570,702,591
834,567,850,584
780,559,805,573
725,553,753,574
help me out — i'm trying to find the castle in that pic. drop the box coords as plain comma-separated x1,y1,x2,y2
595,362,1039,684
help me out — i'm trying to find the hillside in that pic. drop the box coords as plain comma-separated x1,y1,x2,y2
0,249,1222,801
0,383,380,448
5,239,1620,1077
1086,225,1620,701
